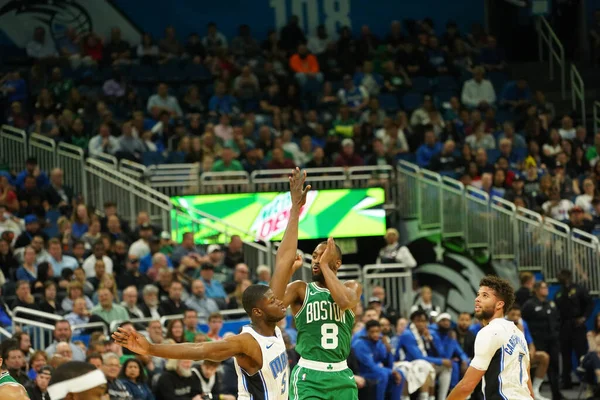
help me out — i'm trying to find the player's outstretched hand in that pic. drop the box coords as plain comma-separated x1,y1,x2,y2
112,327,151,356
289,168,311,208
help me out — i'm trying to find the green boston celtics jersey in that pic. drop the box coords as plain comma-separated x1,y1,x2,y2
294,282,355,363
0,371,24,390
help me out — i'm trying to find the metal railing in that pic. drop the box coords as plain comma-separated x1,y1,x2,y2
0,125,27,172
11,307,62,350
570,64,586,127
536,16,566,98
362,263,415,318
396,161,600,294
594,101,600,135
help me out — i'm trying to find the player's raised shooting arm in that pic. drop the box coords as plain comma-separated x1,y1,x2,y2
320,238,362,311
271,168,310,301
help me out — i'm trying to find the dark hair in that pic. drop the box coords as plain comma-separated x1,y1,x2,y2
558,269,572,281
86,352,102,363
479,275,515,313
1,339,20,368
166,319,184,343
410,310,428,321
532,281,547,291
509,304,521,312
365,320,381,330
49,361,97,386
37,262,53,283
242,284,271,316
118,358,147,383
458,312,473,318
316,241,343,260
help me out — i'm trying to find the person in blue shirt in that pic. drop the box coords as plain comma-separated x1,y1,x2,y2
353,320,404,400
430,313,470,389
198,263,227,308
351,307,380,345
507,304,551,400
118,358,154,400
396,310,452,400
416,129,443,168
468,321,482,335
208,81,238,117
500,78,532,111
15,157,50,190
16,246,38,282
1,71,27,102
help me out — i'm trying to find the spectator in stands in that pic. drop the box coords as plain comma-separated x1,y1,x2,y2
255,265,271,285
120,286,143,320
155,358,201,400
338,74,369,114
211,146,244,172
353,319,403,400
333,138,363,167
119,255,153,291
89,123,119,158
12,278,38,311
166,319,186,343
575,178,597,215
16,246,38,282
128,223,152,260
289,43,323,88
461,66,496,109
3,340,30,387
116,121,144,162
103,28,131,66
222,235,244,269
354,60,383,97
568,206,595,233
197,263,227,309
466,121,495,151
15,158,49,191
208,81,239,117
118,358,153,400
267,147,296,169
159,26,184,59
147,83,183,119
410,286,441,321
207,312,224,341
1,70,27,104
47,238,77,275
416,128,442,168
101,352,132,399
280,15,306,53
454,312,475,359
64,298,90,335
138,285,161,319
44,168,74,216
514,272,535,307
397,310,452,400
26,27,58,60
158,281,188,316
62,278,94,312
200,22,227,56
586,132,600,162
83,241,114,278
180,309,199,342
429,140,460,172
92,287,129,325
497,121,527,149
541,186,573,222
184,279,220,325
25,364,51,400
500,78,532,112
45,320,86,361
479,35,506,71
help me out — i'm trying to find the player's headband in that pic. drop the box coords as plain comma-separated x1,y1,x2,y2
47,369,107,399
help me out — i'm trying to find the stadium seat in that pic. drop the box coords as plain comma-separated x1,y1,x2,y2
396,153,416,163
142,151,165,166
184,64,212,83
513,147,528,161
159,63,186,84
131,65,159,84
487,149,500,163
166,151,186,164
435,75,459,91
410,76,432,93
378,93,400,112
402,92,424,112
434,90,456,105
495,109,515,124
488,71,508,93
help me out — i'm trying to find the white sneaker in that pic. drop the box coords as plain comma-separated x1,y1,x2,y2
534,391,550,400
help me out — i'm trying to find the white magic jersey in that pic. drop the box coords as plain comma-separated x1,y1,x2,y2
234,325,289,400
470,318,533,400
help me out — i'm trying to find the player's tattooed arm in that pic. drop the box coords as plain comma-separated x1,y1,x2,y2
319,237,362,311
272,168,310,301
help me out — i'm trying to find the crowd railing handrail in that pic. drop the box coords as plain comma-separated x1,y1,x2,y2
536,16,566,98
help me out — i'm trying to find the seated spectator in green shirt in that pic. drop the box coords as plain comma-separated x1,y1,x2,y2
211,147,244,172
91,288,129,325
183,309,204,342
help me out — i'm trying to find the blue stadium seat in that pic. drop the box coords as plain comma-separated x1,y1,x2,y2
142,151,165,166
131,65,159,84
159,63,186,84
434,90,456,105
488,71,508,93
396,153,416,163
439,170,460,179
435,75,459,91
402,92,423,112
166,151,186,164
378,93,400,112
410,76,432,93
486,149,500,163
495,109,515,124
513,147,528,161
184,64,212,83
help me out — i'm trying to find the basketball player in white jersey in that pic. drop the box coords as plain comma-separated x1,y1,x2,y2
113,284,289,399
446,276,535,400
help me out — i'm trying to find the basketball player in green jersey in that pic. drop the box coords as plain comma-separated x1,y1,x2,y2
0,340,30,399
271,168,363,400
